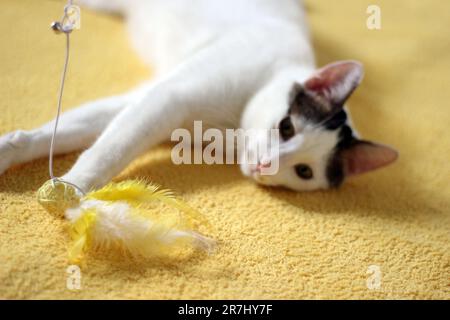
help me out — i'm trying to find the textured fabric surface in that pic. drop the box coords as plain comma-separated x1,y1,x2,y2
0,0,449,299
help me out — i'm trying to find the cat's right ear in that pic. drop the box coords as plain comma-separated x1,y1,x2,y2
305,61,364,107
341,140,398,176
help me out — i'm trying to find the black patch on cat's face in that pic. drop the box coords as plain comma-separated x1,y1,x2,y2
324,110,347,130
326,152,345,188
326,125,357,188
287,83,357,188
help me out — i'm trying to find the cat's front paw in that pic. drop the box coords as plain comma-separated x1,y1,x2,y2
0,130,31,175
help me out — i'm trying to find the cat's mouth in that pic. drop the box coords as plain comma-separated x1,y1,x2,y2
241,163,261,180
248,163,273,184
251,163,269,174
240,155,276,185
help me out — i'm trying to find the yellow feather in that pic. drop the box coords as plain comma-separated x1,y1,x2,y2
68,209,96,264
87,180,209,228
66,180,214,262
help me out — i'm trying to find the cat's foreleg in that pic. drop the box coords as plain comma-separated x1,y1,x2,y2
60,81,188,192
0,91,140,175
60,60,229,192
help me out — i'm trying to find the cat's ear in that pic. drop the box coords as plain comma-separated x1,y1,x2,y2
342,141,398,176
305,61,364,107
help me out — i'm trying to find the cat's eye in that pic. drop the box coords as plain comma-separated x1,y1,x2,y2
295,164,313,180
279,117,295,141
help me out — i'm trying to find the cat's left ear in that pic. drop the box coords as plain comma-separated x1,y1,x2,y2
342,141,398,176
305,60,364,107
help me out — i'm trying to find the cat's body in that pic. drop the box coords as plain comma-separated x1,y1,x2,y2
0,0,397,192
125,0,315,132
127,0,313,76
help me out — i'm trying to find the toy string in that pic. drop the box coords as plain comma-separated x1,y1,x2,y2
49,32,69,182
49,0,86,196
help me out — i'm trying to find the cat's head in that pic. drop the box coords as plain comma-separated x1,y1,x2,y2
240,60,398,191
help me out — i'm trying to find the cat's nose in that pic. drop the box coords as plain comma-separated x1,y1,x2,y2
257,161,272,170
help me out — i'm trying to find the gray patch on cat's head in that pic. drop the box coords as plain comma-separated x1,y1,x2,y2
288,83,356,188
288,83,337,123
326,125,356,187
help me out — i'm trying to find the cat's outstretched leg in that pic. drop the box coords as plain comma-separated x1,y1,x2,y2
60,80,187,192
0,88,144,175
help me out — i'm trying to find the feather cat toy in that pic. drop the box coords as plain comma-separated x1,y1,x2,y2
37,0,214,264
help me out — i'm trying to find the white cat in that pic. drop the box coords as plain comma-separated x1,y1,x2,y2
0,0,398,192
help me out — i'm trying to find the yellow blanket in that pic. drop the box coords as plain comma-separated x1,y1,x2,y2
0,0,449,299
